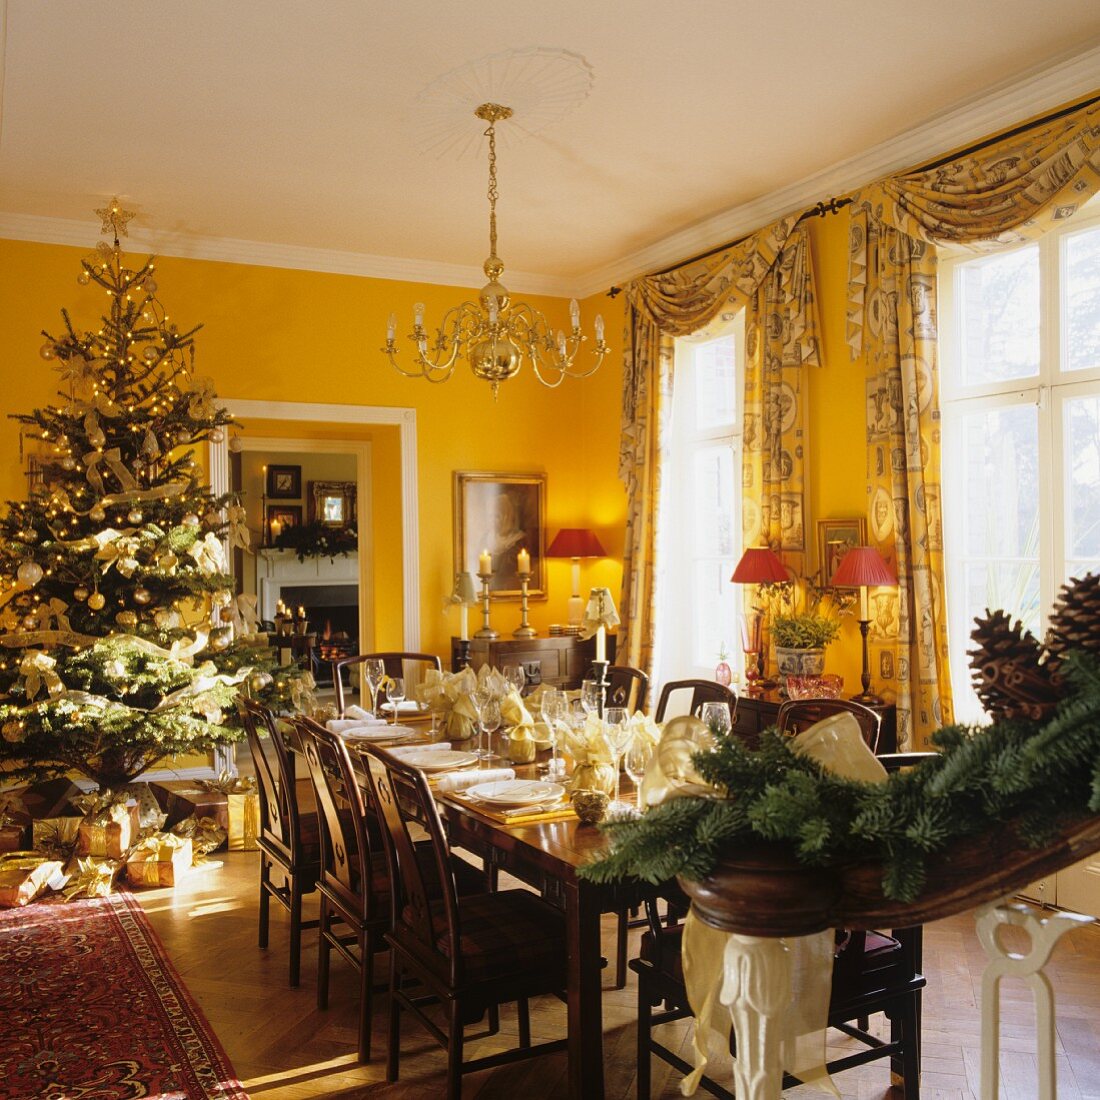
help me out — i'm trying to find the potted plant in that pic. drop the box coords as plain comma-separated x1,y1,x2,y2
764,578,846,678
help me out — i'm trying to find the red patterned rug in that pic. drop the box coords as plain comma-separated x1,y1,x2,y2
0,888,248,1099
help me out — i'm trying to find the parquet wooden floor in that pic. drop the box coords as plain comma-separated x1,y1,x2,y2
134,853,1100,1099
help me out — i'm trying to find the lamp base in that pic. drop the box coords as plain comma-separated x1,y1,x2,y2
566,593,584,627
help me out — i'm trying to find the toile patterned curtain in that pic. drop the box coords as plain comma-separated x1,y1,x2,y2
742,226,822,579
617,216,819,683
846,96,1100,749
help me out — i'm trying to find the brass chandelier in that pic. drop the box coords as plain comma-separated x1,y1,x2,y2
383,103,607,399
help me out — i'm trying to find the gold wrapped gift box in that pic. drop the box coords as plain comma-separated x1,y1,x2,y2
126,834,193,888
32,816,83,859
0,825,25,853
76,800,141,860
150,777,258,851
0,852,65,908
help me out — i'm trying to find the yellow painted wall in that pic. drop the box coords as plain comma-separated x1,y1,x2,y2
0,237,627,666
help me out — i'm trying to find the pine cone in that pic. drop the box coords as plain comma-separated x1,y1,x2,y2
1045,573,1100,671
969,610,1060,722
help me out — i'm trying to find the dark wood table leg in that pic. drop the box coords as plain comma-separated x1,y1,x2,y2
565,878,605,1099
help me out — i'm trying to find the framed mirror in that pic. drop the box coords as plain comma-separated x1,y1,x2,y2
309,480,357,528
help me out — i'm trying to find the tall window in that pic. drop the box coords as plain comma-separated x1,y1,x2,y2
656,317,744,684
941,203,1100,723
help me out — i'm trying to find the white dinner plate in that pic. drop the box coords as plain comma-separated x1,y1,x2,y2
465,780,565,807
340,724,418,742
399,749,478,772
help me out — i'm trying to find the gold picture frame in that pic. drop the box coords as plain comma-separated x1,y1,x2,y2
309,480,357,529
818,517,867,587
453,471,547,600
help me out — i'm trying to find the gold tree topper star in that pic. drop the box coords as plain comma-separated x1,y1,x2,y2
94,197,136,238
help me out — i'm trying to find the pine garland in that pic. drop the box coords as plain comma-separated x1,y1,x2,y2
580,652,1100,902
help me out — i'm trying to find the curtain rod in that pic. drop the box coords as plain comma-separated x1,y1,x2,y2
605,89,1100,299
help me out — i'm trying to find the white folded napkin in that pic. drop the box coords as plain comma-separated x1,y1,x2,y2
344,705,383,722
387,742,453,758
434,767,514,793
381,700,425,714
327,718,386,733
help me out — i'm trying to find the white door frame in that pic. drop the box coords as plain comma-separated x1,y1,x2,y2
209,399,419,647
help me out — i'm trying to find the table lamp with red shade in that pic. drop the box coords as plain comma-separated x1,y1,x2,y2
830,546,898,705
731,547,789,691
547,528,606,627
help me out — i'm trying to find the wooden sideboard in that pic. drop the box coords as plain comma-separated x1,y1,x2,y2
451,634,616,691
732,687,897,753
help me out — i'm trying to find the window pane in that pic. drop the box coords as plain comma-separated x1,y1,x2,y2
693,337,736,431
1065,392,1100,569
1065,226,1100,373
958,246,1040,385
692,445,735,557
692,558,736,668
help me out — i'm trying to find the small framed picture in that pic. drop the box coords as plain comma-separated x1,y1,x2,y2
818,517,867,587
266,464,301,499
309,480,357,529
267,504,302,535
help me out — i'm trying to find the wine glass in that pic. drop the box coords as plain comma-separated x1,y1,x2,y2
469,688,490,758
540,689,568,778
624,737,655,812
580,679,602,717
478,697,502,764
602,706,631,810
503,664,526,696
698,700,732,740
362,658,385,718
388,677,406,726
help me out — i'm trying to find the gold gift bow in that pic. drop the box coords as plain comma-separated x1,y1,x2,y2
188,532,226,575
32,818,81,861
226,504,251,552
198,771,257,796
72,788,130,817
62,856,119,901
183,374,219,419
95,535,140,577
19,650,63,700
227,593,260,637
171,813,227,861
127,833,192,882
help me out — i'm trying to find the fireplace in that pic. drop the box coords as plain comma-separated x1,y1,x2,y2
279,583,359,664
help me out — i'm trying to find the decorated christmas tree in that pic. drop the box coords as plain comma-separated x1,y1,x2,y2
0,199,313,789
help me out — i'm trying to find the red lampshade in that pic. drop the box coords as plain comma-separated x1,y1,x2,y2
830,546,898,588
546,528,606,558
730,547,788,584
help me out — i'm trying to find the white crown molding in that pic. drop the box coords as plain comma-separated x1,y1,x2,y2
572,42,1100,298
0,210,577,299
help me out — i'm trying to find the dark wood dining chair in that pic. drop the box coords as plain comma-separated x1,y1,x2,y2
630,879,925,1098
293,715,392,1062
776,697,884,752
362,747,569,1099
331,651,442,715
654,678,737,723
238,699,321,988
598,664,650,713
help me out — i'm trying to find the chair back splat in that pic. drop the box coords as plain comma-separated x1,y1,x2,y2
776,697,883,752
654,678,737,724
600,664,650,713
331,651,442,715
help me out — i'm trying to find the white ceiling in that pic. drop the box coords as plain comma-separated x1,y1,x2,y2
1,0,1099,297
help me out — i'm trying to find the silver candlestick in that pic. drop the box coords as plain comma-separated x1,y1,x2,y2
513,570,537,638
475,570,498,639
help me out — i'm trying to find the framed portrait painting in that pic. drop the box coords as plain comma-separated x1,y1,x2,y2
266,464,301,499
453,471,546,599
818,517,867,587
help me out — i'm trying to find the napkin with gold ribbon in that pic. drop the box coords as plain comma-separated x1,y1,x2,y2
500,689,540,763
411,667,479,742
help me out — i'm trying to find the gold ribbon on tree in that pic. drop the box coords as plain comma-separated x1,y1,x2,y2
18,651,63,700
188,532,226,575
183,375,219,420
83,447,138,494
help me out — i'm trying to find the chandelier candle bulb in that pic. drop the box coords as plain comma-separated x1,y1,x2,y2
387,313,396,342
570,298,580,328
595,314,605,342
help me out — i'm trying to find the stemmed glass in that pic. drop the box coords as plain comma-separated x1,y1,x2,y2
469,688,490,758
388,677,406,726
602,706,631,810
624,738,655,812
477,697,502,764
503,664,527,696
362,658,386,718
580,679,602,718
540,689,568,778
698,700,732,740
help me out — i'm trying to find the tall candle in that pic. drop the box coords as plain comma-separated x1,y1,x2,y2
459,602,468,641
596,624,607,663
517,547,530,574
479,548,492,574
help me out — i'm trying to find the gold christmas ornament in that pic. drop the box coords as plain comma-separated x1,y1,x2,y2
209,428,224,443
154,609,181,630
21,614,38,630
142,346,158,362
208,626,232,651
228,435,243,453
77,270,90,285
61,456,76,470
89,505,106,523
116,610,138,628
73,586,90,601
16,561,44,587
181,514,200,528
133,587,152,605
87,592,106,611
18,528,37,542
127,509,143,525
250,671,273,692
40,343,56,360
158,551,178,570
94,197,136,238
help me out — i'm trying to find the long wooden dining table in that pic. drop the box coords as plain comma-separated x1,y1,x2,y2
437,763,636,1100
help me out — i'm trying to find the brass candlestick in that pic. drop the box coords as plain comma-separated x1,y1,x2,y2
513,569,537,638
474,570,498,639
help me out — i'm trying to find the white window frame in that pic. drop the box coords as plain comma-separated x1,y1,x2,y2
940,201,1100,722
655,314,745,688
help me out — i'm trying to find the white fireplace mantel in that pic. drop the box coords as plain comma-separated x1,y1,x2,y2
257,548,359,622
